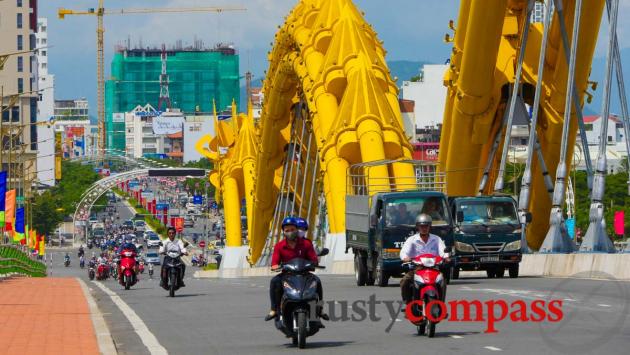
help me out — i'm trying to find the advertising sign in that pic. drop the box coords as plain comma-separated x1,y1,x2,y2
193,195,203,205
565,218,575,239
152,115,185,135
412,142,440,161
112,113,125,123
174,217,184,232
614,211,625,235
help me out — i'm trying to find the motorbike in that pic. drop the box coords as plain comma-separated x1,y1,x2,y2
273,248,329,349
64,257,70,267
96,263,109,280
148,263,154,279
87,241,94,249
403,249,450,338
88,261,96,280
110,261,118,280
162,250,185,297
80,256,85,269
118,249,138,290
138,260,145,274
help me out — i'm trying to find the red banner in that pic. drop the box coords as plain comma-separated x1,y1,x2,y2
614,211,625,235
412,142,439,161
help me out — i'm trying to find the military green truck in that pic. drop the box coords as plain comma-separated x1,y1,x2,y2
448,195,522,278
345,160,454,287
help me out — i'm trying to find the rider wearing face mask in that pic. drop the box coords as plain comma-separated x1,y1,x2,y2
265,216,325,321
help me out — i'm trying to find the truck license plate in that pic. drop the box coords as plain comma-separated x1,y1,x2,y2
481,256,499,262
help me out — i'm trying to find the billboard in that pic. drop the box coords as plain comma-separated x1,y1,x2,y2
412,142,439,161
112,113,125,123
153,115,185,135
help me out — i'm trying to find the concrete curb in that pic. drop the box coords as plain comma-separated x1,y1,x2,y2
77,278,118,355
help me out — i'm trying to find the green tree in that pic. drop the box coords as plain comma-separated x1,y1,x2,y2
31,191,63,236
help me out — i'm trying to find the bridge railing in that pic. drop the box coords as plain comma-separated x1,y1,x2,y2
0,245,47,278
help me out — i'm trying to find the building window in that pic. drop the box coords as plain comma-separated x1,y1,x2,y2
17,0,23,7
616,123,623,129
17,35,23,50
17,13,23,29
2,107,9,122
42,39,47,45
608,136,613,142
41,63,47,69
17,56,23,72
584,123,593,131
41,25,47,32
17,78,24,93
42,50,47,57
11,106,19,122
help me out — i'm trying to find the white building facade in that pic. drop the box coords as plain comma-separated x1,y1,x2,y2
183,115,215,163
400,64,449,133
36,18,56,187
124,104,166,158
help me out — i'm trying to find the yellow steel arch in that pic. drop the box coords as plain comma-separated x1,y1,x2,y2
244,0,416,264
439,0,604,249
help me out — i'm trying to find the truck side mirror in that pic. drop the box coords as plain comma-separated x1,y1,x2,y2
525,212,532,223
318,248,329,257
456,211,464,223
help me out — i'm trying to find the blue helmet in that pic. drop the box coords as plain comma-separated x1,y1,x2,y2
295,217,308,231
281,216,299,228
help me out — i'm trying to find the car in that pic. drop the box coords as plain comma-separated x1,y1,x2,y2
144,252,160,265
184,218,194,228
134,220,146,232
123,220,134,229
147,235,161,248
144,231,158,240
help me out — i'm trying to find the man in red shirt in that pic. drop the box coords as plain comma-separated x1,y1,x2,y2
265,216,324,321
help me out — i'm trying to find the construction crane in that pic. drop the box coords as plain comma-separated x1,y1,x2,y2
58,2,247,156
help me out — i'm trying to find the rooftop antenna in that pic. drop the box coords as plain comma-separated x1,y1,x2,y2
157,43,172,111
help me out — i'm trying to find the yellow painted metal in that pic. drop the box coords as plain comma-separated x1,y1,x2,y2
244,0,414,264
439,0,605,249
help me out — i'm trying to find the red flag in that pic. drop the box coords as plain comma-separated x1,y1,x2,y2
614,211,625,235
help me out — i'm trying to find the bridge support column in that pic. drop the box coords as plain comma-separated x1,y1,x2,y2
223,176,242,247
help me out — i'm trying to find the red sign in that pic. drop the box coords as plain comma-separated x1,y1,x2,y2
199,241,206,248
614,211,625,235
412,142,439,161
174,217,184,232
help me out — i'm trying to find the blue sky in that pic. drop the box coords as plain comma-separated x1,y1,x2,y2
39,0,630,115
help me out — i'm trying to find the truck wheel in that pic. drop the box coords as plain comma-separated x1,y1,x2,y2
509,265,519,278
451,267,460,280
354,254,367,286
366,270,375,286
496,267,505,278
486,268,496,278
374,263,389,287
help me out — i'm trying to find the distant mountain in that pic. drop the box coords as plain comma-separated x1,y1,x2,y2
387,60,432,84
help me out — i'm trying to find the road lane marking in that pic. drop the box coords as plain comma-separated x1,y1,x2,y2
450,335,463,339
484,346,502,351
77,279,117,355
91,281,168,355
598,304,611,307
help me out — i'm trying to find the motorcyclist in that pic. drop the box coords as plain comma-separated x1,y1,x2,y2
64,253,70,265
265,216,327,321
400,213,449,308
159,227,188,288
116,236,138,279
78,245,85,258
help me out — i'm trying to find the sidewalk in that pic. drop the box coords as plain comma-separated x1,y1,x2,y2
0,278,100,354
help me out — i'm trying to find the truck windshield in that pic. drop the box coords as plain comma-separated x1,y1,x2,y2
385,197,449,226
458,200,518,226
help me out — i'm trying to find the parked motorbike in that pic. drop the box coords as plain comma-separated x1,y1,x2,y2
273,248,329,349
403,250,450,337
118,249,138,290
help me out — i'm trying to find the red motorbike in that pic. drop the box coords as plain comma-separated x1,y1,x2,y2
404,253,448,337
96,262,109,280
138,260,145,274
118,249,138,290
